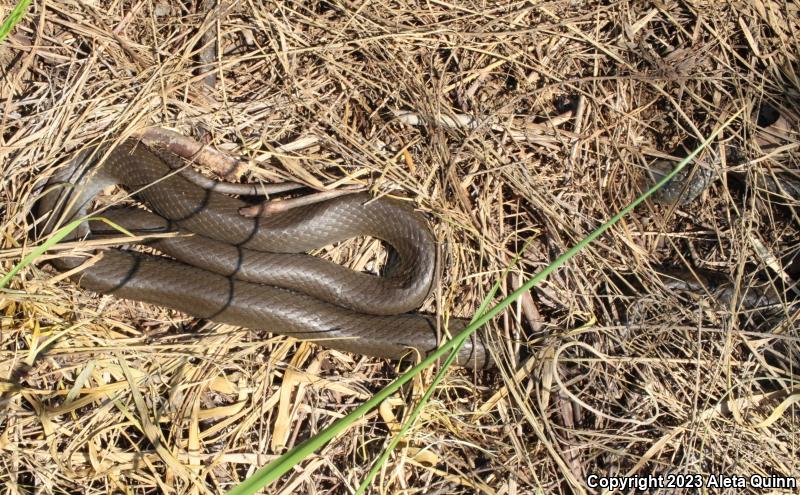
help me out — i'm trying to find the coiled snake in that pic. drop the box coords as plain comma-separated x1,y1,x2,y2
35,139,489,368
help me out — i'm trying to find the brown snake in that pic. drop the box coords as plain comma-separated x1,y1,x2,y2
35,139,490,368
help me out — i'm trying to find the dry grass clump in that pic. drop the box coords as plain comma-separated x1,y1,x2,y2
1,1,798,493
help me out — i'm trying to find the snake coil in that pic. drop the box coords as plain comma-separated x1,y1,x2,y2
35,140,490,368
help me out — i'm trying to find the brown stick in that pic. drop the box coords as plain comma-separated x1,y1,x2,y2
239,186,367,217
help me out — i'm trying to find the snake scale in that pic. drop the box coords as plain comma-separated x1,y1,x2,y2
35,139,489,368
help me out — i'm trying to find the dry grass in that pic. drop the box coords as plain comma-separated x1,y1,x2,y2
1,1,799,493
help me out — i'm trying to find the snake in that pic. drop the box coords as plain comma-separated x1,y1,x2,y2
33,123,799,369
35,139,490,368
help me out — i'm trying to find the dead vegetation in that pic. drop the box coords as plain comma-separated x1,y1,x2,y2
1,1,798,493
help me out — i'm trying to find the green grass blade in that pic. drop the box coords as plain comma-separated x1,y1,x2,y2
1,219,84,289
0,0,32,43
351,335,473,494
353,239,534,494
233,112,742,495
1,217,135,289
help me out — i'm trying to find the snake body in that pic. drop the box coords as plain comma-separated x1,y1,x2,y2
36,140,489,368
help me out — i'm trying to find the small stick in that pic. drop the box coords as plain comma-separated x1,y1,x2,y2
137,127,305,195
137,127,246,179
138,128,364,212
173,166,306,196
198,0,219,91
239,186,367,217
